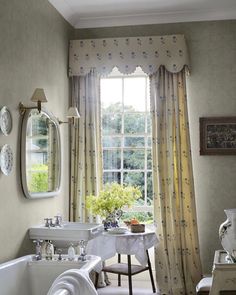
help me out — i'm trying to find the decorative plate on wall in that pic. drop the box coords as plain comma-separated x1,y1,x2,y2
0,106,12,136
0,144,13,176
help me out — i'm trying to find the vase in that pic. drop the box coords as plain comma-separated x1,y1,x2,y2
103,209,123,230
219,209,236,262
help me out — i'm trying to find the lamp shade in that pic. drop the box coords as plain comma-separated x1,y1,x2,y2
31,88,47,103
67,106,80,118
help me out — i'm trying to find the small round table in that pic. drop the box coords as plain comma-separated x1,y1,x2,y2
87,230,158,295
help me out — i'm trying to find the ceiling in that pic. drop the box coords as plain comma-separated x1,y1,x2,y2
48,0,236,29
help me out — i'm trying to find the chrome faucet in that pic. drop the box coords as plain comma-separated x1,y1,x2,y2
54,215,62,227
33,239,43,260
44,218,50,227
44,215,62,227
49,218,54,227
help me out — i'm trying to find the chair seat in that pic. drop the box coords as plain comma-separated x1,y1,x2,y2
196,277,212,295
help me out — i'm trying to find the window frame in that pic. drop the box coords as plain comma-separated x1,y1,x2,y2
101,70,153,214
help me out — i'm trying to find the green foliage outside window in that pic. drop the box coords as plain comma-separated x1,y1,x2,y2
101,76,153,224
121,211,153,224
28,164,48,193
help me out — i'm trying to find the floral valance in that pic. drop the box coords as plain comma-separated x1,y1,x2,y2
69,34,189,76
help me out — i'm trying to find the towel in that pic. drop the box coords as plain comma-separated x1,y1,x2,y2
47,269,98,295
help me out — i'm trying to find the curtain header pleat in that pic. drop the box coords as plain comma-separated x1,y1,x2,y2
69,34,189,76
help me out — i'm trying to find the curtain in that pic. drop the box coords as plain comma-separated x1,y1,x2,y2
69,70,103,222
150,66,202,295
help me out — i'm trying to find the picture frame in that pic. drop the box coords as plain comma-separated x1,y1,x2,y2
200,117,236,155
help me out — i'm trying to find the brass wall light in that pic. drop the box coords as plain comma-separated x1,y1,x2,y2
58,106,80,125
19,88,48,115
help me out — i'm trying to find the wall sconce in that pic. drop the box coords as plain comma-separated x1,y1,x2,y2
58,106,80,125
19,88,48,115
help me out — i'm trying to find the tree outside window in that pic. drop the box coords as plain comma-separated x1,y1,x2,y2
101,70,153,224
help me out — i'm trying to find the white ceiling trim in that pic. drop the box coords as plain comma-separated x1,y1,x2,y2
75,9,236,29
48,0,236,29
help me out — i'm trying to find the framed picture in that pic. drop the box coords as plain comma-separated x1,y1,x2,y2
200,117,236,155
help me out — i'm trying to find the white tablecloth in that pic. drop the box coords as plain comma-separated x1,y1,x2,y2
87,231,158,266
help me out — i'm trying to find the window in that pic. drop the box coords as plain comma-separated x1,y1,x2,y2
101,68,153,223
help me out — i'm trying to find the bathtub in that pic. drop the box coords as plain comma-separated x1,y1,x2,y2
0,254,101,295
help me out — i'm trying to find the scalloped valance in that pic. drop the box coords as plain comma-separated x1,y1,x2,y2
69,34,189,76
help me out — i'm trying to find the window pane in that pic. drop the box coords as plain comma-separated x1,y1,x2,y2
124,113,145,134
124,172,145,201
103,172,121,184
124,137,145,147
101,78,122,108
102,113,122,135
103,150,121,169
103,136,121,148
147,149,152,170
101,72,152,218
102,102,123,113
147,172,153,206
121,211,153,224
124,150,145,169
147,114,151,133
124,77,146,111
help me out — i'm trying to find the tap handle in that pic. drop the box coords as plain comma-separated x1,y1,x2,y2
44,218,50,227
54,215,62,226
49,218,54,227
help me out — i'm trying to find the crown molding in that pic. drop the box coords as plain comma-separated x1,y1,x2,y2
75,9,236,29
48,0,236,29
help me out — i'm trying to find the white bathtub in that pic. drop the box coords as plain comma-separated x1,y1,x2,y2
0,255,101,295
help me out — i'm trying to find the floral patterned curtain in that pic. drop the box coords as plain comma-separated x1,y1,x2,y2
150,66,202,294
68,34,202,293
69,35,189,76
69,70,103,222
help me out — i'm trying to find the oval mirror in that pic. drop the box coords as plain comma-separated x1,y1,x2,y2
21,109,61,199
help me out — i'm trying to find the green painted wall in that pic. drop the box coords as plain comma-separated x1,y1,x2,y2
76,20,236,273
0,0,235,275
0,0,73,263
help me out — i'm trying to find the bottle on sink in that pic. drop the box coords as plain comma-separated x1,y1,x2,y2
68,243,75,261
45,240,54,260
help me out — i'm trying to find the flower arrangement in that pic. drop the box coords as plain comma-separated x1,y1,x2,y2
86,182,141,219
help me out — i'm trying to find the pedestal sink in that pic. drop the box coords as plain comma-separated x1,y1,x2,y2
29,222,103,248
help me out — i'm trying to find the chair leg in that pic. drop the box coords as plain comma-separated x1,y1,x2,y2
118,253,121,286
146,250,156,293
127,255,133,295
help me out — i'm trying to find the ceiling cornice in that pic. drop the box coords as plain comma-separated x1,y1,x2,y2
74,9,236,29
48,0,236,29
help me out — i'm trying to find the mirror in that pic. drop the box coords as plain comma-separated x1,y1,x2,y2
21,109,61,199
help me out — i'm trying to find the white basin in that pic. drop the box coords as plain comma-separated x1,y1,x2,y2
29,222,103,247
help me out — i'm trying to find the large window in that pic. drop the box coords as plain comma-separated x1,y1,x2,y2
101,68,153,223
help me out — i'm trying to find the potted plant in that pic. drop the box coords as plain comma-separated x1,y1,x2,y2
86,182,141,229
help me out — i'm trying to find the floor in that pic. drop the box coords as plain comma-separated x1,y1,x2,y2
97,279,160,295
